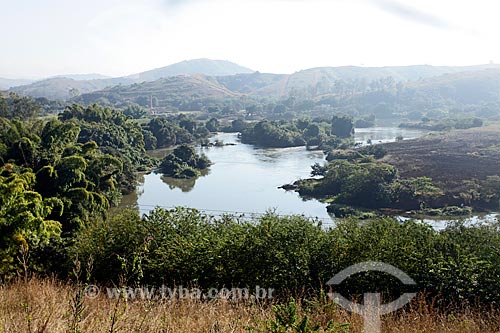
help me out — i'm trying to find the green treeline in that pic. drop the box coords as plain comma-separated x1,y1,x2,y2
143,114,211,150
297,156,500,214
72,207,500,305
240,115,354,149
400,117,484,131
0,101,214,277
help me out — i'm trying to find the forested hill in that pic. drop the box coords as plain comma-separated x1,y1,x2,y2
73,75,240,107
216,65,500,97
9,62,500,101
8,77,123,101
408,68,500,104
68,67,500,117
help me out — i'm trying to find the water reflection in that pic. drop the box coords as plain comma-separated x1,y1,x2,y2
397,213,499,231
161,168,210,193
122,129,447,223
123,132,331,219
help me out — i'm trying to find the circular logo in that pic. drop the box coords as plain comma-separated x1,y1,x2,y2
84,284,100,299
327,261,417,333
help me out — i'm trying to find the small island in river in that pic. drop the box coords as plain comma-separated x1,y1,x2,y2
160,144,212,179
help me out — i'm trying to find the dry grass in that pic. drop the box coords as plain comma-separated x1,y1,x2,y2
383,125,500,184
1,277,499,332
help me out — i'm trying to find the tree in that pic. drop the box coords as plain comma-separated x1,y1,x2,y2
331,114,354,138
179,117,197,134
231,119,247,132
0,165,62,275
123,104,147,119
39,119,80,166
0,96,8,118
147,117,177,148
207,106,220,114
304,124,320,139
310,163,327,177
296,118,310,130
142,130,157,150
9,93,41,119
206,118,220,132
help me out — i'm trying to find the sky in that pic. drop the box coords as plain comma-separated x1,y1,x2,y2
1,0,499,78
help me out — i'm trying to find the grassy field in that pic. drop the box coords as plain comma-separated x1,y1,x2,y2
383,125,500,194
1,278,500,333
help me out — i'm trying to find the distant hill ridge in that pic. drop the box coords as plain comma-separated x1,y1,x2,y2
8,59,255,100
126,58,254,81
0,78,35,90
7,60,500,101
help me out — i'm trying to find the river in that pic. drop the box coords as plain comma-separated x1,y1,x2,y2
121,127,498,229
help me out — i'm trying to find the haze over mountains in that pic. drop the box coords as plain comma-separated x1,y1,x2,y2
4,59,500,106
3,59,254,97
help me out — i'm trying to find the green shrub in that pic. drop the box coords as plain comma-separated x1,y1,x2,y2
70,207,500,305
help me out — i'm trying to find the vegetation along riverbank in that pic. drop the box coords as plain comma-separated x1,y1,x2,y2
290,125,500,217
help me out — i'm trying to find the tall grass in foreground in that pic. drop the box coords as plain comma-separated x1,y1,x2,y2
1,277,499,333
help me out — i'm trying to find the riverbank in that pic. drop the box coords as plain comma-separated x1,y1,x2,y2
289,125,500,217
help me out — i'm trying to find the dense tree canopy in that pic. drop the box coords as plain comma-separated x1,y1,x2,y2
0,165,62,275
161,144,211,179
0,101,162,276
331,114,354,138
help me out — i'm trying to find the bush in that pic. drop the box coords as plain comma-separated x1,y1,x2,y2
358,145,387,159
325,150,362,162
70,207,500,305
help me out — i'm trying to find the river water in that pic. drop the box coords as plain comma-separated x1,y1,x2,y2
123,132,330,220
121,127,498,228
123,128,422,219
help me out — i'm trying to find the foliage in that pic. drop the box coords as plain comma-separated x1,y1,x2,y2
122,104,147,119
400,117,484,131
241,118,343,149
390,177,444,210
160,144,211,179
144,115,210,149
72,206,500,306
205,117,220,132
266,298,349,333
0,103,158,276
59,104,153,170
300,160,397,208
241,120,306,148
0,165,62,276
357,144,387,159
331,115,354,138
325,150,362,162
0,93,41,119
354,115,375,128
298,157,449,211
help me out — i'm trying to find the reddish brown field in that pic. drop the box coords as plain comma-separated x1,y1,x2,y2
383,125,500,188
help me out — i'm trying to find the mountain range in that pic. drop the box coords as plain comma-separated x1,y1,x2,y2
4,59,253,99
5,59,500,108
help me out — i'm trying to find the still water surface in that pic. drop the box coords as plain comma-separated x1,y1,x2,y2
122,127,497,228
122,127,497,229
123,128,423,219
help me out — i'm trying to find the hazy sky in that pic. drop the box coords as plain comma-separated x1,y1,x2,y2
1,0,499,78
